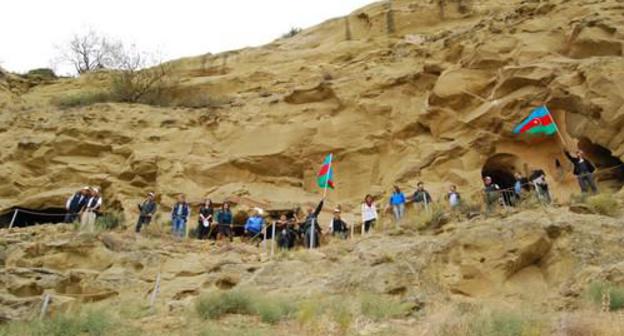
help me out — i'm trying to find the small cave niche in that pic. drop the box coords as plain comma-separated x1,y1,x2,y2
482,153,522,205
578,138,624,190
0,207,67,228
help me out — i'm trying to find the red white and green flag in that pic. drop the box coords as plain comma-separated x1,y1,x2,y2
317,154,335,190
513,106,557,136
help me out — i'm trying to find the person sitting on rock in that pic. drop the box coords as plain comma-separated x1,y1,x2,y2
530,169,552,204
197,198,214,240
171,194,190,238
216,202,234,244
482,177,500,213
80,187,102,232
446,185,461,209
389,186,406,223
244,208,265,246
328,208,349,239
411,182,433,209
65,186,89,223
564,149,598,194
361,194,378,234
136,192,157,233
302,198,324,249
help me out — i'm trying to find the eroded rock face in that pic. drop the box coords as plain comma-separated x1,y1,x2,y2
0,0,623,221
0,208,622,323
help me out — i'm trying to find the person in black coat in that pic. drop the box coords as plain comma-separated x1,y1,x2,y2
136,192,157,233
197,198,214,240
564,149,598,194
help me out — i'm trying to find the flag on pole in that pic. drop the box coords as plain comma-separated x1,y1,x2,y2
513,106,557,136
317,154,335,189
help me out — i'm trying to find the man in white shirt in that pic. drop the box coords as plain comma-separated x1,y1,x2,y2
80,187,102,232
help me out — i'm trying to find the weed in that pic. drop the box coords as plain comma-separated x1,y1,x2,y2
360,294,410,320
586,193,620,217
196,289,293,324
282,27,302,39
587,281,624,311
96,211,124,230
52,91,113,108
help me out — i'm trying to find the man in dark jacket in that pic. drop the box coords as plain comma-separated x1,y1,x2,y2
412,182,433,208
302,198,324,249
136,192,157,233
564,149,598,194
64,187,89,223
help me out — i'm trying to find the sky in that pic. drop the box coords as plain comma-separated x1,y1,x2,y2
0,0,375,75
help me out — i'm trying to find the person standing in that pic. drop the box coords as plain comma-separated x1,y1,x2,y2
446,185,461,209
361,194,378,234
412,182,433,210
483,177,501,214
530,169,552,204
171,194,190,238
276,214,296,250
136,192,157,233
216,202,234,243
564,149,598,194
302,198,324,249
328,208,349,239
244,209,265,245
80,187,102,232
65,186,89,223
389,186,406,223
197,198,214,240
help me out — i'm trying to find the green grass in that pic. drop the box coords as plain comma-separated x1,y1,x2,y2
196,289,294,325
52,91,113,109
587,281,624,311
0,310,115,336
96,211,124,230
433,307,545,336
360,294,411,320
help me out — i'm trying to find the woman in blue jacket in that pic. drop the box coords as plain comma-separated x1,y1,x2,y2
389,186,406,223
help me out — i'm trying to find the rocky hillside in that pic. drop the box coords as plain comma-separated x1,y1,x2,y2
2,206,624,335
1,0,623,220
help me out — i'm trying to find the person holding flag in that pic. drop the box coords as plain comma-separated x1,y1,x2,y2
301,153,335,249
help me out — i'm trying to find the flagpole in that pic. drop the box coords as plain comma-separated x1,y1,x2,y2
544,106,568,147
322,153,333,199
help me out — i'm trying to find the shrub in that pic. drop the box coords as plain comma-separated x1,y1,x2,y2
360,294,410,320
282,27,302,39
96,211,124,230
196,289,293,324
81,310,112,336
52,91,113,108
586,193,619,217
587,281,624,311
433,307,545,336
406,204,447,231
196,289,254,320
24,68,57,80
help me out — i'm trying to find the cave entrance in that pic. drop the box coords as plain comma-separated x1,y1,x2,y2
482,153,522,205
578,138,624,190
0,207,67,229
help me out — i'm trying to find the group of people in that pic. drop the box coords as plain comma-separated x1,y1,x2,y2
62,148,601,250
64,186,103,231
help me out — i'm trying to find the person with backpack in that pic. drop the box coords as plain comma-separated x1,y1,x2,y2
328,208,349,239
171,194,190,238
197,198,214,240
564,149,598,194
302,198,324,249
216,202,234,243
389,186,406,223
135,192,157,233
65,186,89,223
80,187,102,232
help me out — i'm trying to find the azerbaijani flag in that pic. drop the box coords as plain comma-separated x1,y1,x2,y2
317,154,335,189
513,106,557,136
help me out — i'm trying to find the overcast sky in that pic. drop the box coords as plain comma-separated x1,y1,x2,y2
0,0,375,75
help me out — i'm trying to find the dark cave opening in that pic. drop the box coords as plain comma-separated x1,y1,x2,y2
0,207,67,229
